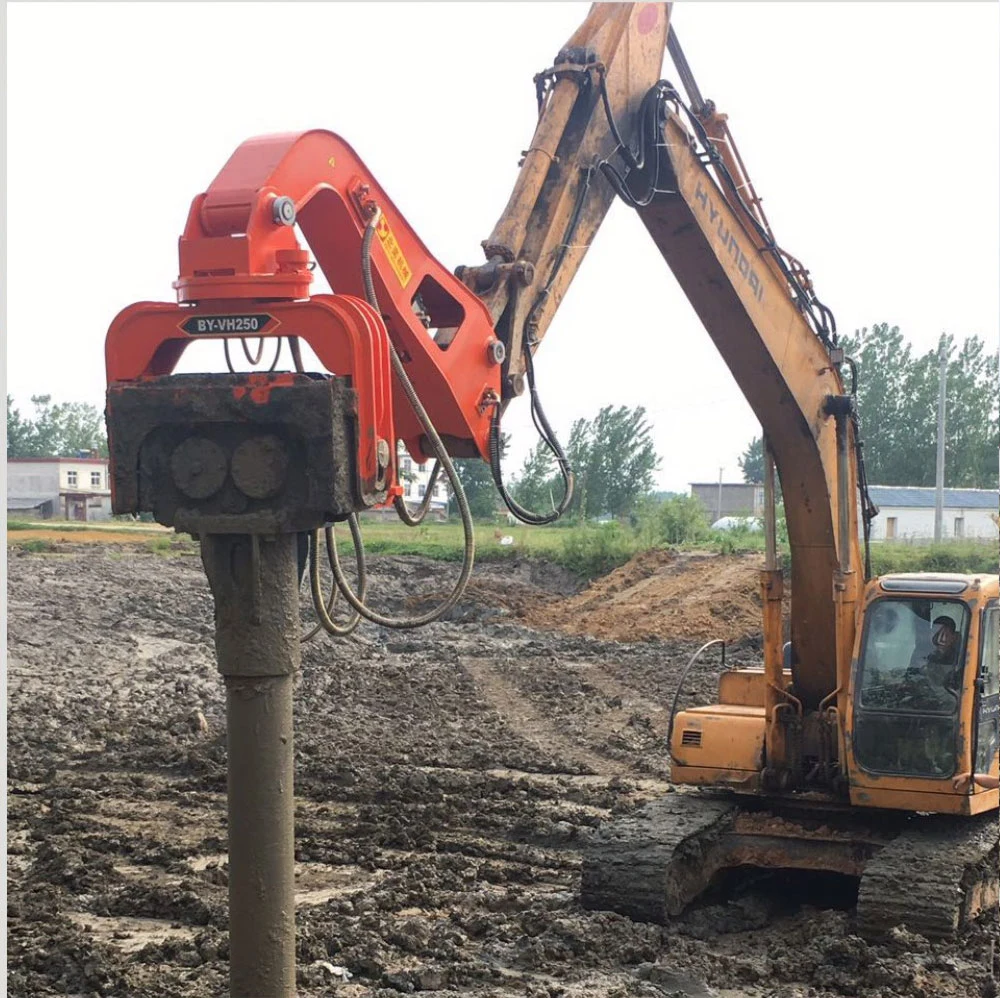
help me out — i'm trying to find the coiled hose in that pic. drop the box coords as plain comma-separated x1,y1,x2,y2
393,460,442,526
322,208,476,629
303,518,367,641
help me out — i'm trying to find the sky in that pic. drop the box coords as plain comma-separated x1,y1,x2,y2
6,2,999,493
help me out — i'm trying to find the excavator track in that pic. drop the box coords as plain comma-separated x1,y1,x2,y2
580,792,740,922
856,811,999,940
582,792,998,940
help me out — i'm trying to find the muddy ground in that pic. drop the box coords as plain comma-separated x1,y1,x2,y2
7,543,998,997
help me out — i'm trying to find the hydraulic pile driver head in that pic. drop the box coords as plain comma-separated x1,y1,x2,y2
104,130,505,535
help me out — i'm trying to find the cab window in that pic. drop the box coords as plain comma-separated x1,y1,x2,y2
854,598,968,778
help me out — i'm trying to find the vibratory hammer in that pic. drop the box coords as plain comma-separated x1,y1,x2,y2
105,130,506,541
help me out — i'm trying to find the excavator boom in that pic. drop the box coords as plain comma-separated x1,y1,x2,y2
637,108,862,710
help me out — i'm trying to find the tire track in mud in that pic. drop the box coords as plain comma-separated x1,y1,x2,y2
464,653,677,783
461,656,633,779
559,660,674,737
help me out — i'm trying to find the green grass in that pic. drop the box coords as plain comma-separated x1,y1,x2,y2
337,519,642,577
343,520,997,580
13,538,58,553
6,518,166,535
8,514,995,580
145,536,201,556
871,541,998,576
336,520,569,563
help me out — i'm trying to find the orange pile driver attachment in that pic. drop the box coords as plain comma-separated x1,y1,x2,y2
105,130,504,534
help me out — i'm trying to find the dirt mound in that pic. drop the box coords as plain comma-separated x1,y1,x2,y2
526,549,768,643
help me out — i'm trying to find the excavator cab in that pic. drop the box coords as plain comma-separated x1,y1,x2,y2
847,574,1000,814
853,593,968,778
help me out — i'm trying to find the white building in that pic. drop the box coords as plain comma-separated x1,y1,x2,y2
867,486,998,541
7,456,113,521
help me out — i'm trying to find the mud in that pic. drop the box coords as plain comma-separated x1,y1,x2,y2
7,544,997,997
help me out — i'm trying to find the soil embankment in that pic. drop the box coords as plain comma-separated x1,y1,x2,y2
526,550,769,643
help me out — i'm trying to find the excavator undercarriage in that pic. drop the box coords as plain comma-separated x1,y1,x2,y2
581,791,999,939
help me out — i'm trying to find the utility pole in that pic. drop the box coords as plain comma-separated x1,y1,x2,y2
934,335,947,542
717,466,724,522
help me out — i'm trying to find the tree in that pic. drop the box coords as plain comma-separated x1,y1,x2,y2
563,405,660,520
738,436,764,484
655,494,710,544
6,394,108,458
839,324,999,488
6,396,35,457
451,459,500,519
449,433,509,521
837,324,915,485
936,335,999,488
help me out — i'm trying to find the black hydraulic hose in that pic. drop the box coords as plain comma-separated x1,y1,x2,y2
597,79,671,209
843,356,877,580
813,298,837,340
853,416,878,581
326,209,475,629
489,343,573,525
843,356,859,396
645,81,836,349
486,165,598,526
597,64,641,171
667,639,726,763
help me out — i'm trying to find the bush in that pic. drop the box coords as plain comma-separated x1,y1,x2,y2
652,496,711,546
871,541,997,576
557,523,639,577
16,539,56,553
712,527,766,556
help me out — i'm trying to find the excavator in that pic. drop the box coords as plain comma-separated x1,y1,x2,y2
104,4,997,988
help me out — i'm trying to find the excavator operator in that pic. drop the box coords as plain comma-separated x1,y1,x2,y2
928,616,961,668
910,615,962,692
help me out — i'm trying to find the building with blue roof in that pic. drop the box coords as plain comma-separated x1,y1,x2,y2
867,485,998,541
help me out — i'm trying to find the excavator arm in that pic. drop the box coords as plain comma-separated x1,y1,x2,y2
466,5,868,714
455,2,670,396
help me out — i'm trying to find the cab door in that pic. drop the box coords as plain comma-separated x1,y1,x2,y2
974,601,999,781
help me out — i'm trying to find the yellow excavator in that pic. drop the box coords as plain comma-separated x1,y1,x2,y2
457,2,998,938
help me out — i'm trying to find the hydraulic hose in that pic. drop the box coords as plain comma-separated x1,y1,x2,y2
488,162,591,527
305,517,367,640
393,460,443,526
488,340,573,525
326,209,475,629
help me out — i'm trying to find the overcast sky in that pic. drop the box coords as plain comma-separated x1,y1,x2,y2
7,2,999,492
